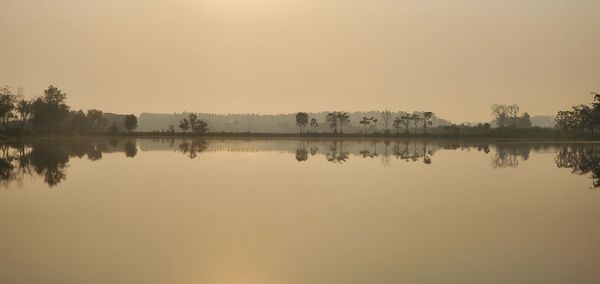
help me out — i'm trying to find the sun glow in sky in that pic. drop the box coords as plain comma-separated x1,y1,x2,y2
1,0,599,121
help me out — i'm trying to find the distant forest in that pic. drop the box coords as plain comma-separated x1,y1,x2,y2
139,111,452,133
0,84,593,138
139,112,555,133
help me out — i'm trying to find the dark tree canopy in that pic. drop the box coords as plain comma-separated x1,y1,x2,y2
124,114,138,132
31,85,70,132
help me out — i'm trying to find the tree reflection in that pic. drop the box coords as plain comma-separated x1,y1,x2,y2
380,141,391,167
0,139,143,188
555,145,600,188
296,147,308,162
177,139,208,159
124,140,137,158
295,141,309,162
326,141,349,163
491,145,531,168
29,143,70,187
2,139,600,190
391,140,432,164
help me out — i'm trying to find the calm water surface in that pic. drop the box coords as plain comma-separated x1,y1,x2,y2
0,138,599,284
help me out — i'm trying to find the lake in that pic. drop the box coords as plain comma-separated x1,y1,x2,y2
0,138,599,284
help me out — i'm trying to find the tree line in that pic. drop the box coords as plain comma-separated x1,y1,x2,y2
555,92,600,136
0,85,138,134
296,111,439,135
295,109,523,136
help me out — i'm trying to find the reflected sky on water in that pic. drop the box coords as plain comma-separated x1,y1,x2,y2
0,138,599,284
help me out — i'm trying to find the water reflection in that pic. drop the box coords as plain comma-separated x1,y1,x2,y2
0,140,138,188
1,139,600,189
555,144,600,188
178,140,208,159
391,140,433,164
326,141,349,163
491,144,531,168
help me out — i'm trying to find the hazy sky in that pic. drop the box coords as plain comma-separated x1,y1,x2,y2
1,0,599,122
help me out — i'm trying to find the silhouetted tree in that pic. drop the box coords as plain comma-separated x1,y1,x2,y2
124,114,138,132
393,117,403,134
184,113,208,134
16,97,33,130
555,93,600,135
337,112,350,133
31,85,70,133
295,112,309,134
423,112,433,134
360,117,371,135
325,112,338,133
372,117,378,133
0,86,17,129
491,104,531,128
400,115,412,134
179,118,190,133
411,113,422,134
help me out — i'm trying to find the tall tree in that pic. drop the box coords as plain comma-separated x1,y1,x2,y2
0,86,17,129
188,113,198,129
184,113,208,133
16,98,33,130
393,117,403,134
371,117,378,133
124,114,138,132
31,85,70,132
325,112,338,133
422,112,433,134
295,112,309,134
491,104,520,127
360,117,371,135
179,118,190,133
336,112,350,133
411,113,422,134
555,92,600,135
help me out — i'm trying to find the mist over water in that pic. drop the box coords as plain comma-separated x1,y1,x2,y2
0,138,599,283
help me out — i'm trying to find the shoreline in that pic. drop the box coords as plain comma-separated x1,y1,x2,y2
1,132,598,143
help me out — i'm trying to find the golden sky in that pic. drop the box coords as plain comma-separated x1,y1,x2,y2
1,0,598,122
